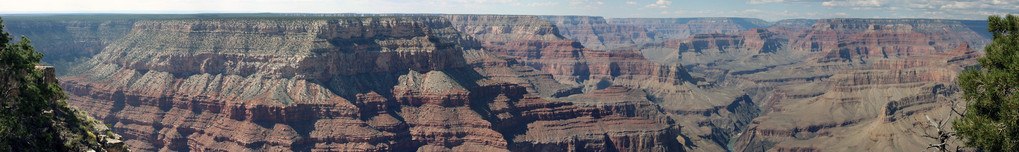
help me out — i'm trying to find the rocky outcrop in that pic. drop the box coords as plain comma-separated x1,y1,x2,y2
0,64,130,151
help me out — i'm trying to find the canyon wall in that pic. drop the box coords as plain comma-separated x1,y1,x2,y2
606,18,773,40
55,16,684,151
630,18,988,151
536,16,659,50
4,14,991,152
444,14,761,152
1,16,136,68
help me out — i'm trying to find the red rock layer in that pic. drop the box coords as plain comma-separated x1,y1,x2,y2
733,43,980,151
634,27,794,67
62,16,683,152
793,19,988,63
443,15,694,85
446,15,752,152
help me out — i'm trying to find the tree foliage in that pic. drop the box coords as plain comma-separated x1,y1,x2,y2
0,16,90,151
954,14,1019,151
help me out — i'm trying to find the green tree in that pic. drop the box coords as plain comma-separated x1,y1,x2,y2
0,16,75,151
955,14,1019,151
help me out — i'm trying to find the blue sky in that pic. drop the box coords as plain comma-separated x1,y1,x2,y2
2,0,1017,21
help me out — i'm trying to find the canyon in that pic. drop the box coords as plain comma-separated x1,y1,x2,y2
0,14,990,151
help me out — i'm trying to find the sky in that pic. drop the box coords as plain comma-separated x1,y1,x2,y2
2,0,1017,21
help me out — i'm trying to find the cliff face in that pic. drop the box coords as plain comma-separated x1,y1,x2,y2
606,18,772,40
443,15,697,85
442,15,588,82
536,16,659,50
445,15,760,152
647,19,985,151
734,44,979,151
771,19,818,32
618,17,988,151
9,14,989,152
793,19,988,62
58,16,683,152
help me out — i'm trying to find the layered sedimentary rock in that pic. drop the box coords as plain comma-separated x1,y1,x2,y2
606,18,772,40
61,17,467,151
673,19,986,151
537,16,659,50
8,13,989,152
792,19,988,60
58,16,682,152
442,15,591,83
771,19,818,32
635,27,805,84
733,44,978,151
445,14,760,151
443,15,696,85
621,17,989,151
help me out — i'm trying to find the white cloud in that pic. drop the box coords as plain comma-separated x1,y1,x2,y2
811,0,1019,19
451,0,515,3
645,0,672,8
941,1,984,9
570,0,602,10
527,2,560,7
741,9,766,14
660,10,721,16
821,0,883,7
748,0,785,4
4,0,1016,20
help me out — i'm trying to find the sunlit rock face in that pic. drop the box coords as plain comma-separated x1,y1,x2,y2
627,18,988,151
444,14,760,152
4,14,989,152
56,16,684,152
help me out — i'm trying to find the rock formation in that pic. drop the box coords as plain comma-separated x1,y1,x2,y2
55,16,683,151
606,18,772,40
444,14,760,152
536,16,659,50
0,65,130,152
2,14,991,152
733,43,979,151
